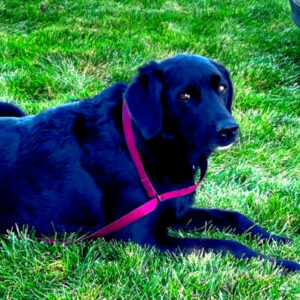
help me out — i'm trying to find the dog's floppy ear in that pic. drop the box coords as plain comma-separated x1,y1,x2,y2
124,61,163,140
211,61,234,113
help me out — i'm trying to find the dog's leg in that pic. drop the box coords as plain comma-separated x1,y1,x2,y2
157,236,300,272
173,208,291,243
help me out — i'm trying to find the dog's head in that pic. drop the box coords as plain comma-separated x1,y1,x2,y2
124,54,239,161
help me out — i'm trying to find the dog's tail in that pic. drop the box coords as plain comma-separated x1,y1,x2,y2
0,102,26,117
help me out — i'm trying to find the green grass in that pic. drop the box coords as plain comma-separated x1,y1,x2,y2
0,0,299,298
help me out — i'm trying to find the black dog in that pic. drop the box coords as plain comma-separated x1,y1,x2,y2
0,55,299,272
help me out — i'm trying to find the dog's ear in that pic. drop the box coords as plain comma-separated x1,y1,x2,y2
124,61,164,140
211,61,234,113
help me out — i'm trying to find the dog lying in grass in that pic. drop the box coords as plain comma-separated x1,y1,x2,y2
0,54,299,272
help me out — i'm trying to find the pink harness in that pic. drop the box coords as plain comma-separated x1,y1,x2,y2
40,100,207,244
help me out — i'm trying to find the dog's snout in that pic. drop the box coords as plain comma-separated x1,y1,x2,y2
216,121,239,139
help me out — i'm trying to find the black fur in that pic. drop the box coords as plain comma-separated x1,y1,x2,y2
0,55,299,272
0,102,25,117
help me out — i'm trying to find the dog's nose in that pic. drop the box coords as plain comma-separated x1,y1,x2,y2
216,121,239,139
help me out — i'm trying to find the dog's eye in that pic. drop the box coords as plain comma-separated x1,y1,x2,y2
218,85,227,93
180,93,191,101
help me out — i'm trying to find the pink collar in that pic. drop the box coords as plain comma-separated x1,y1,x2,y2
40,100,207,244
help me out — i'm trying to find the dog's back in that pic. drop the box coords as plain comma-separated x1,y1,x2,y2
0,102,25,117
0,96,119,234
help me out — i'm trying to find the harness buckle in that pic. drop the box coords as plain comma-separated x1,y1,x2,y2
156,193,162,203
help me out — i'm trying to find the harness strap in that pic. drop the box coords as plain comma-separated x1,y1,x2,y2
122,101,157,198
39,100,207,244
78,101,207,241
79,176,207,241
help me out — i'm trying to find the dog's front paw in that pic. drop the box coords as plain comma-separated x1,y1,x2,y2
269,234,292,244
276,259,300,273
255,233,292,245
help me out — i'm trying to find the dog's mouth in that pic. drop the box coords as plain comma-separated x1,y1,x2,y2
217,131,240,150
214,130,239,151
188,128,240,168
217,136,236,147
215,122,239,149
217,143,234,151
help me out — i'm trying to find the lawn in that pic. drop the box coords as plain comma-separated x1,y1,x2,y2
0,0,299,298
